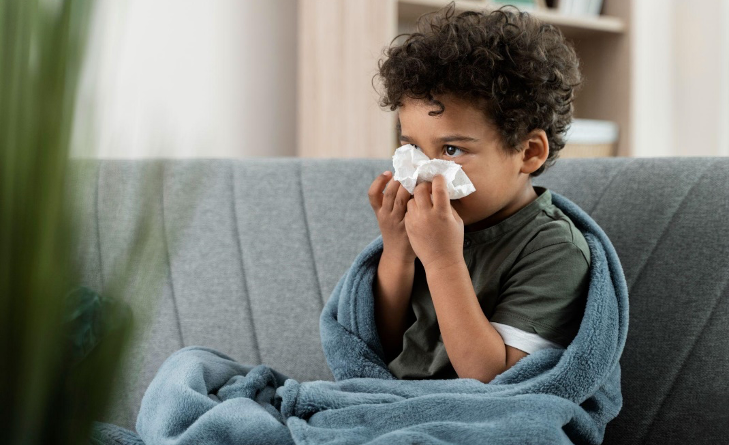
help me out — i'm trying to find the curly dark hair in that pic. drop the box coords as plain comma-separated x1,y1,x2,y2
375,3,582,176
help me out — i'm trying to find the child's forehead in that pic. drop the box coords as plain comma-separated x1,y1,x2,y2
401,93,486,110
399,95,490,121
397,100,495,136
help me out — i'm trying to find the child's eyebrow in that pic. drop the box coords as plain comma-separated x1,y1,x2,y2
400,134,480,143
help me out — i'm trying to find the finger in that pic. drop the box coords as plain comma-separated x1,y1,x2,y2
431,175,451,213
407,197,416,214
382,176,399,211
368,171,391,209
414,182,432,209
450,203,463,224
392,180,412,217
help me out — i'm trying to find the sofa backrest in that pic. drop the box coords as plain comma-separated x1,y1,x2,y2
68,157,729,444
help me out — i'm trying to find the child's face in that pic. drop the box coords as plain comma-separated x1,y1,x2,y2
397,94,534,232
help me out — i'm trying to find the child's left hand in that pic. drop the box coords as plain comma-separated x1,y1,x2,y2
404,175,465,272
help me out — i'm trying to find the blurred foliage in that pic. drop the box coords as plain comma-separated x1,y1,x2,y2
0,0,140,443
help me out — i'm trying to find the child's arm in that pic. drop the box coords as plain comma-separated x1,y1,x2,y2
368,171,417,363
373,252,415,363
404,176,522,382
425,261,524,382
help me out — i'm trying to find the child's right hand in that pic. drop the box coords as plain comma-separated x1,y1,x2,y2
368,171,416,264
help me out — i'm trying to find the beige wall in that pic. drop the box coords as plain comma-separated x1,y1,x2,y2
632,0,729,157
72,0,297,158
297,0,397,158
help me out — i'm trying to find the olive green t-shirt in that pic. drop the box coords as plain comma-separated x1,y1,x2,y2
387,186,590,380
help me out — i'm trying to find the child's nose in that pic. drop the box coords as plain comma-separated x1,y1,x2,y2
420,147,438,160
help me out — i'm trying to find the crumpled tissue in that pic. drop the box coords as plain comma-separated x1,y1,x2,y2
392,144,476,199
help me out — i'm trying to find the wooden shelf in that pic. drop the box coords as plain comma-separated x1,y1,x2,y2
395,0,632,156
398,0,625,38
297,0,633,158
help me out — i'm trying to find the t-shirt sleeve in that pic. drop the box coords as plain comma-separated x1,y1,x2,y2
489,241,590,348
490,321,564,354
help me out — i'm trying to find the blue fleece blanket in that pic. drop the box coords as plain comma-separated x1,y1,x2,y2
132,192,628,445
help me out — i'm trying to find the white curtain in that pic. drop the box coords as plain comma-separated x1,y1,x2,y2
72,0,297,158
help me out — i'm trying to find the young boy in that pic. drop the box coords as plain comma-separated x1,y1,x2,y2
368,5,589,384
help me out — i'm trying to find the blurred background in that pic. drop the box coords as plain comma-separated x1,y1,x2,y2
71,0,729,160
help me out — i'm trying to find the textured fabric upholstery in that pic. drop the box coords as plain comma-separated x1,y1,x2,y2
68,157,729,444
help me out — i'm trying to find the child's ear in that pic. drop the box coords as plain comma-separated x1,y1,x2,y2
519,129,549,175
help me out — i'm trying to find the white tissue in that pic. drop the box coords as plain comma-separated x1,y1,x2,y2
392,144,476,199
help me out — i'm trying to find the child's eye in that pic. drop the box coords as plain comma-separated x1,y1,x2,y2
444,145,464,157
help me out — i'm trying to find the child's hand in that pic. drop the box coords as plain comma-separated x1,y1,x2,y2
404,175,464,271
368,171,416,264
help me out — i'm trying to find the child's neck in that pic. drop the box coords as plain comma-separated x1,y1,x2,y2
464,184,539,233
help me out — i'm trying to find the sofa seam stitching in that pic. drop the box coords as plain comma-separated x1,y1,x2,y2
231,163,263,364
161,161,186,348
588,158,637,215
298,161,325,312
95,162,105,291
627,161,713,291
634,161,714,442
644,270,729,442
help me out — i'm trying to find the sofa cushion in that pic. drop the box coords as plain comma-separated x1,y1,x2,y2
68,157,729,445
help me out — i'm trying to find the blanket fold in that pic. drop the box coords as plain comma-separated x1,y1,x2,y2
134,192,628,445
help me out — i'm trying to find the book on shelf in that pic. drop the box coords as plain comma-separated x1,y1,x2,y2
490,0,603,16
565,118,618,145
562,118,619,158
555,0,604,16
489,0,548,12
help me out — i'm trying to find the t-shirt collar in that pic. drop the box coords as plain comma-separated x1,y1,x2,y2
463,186,551,246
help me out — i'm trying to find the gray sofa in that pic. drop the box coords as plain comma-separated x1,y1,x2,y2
70,157,729,444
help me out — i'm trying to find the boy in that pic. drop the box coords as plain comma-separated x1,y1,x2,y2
368,5,589,384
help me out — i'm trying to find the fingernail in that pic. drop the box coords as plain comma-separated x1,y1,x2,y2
383,171,392,176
